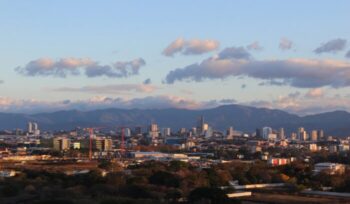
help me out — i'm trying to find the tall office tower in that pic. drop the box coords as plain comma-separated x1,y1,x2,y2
191,127,197,136
179,128,186,134
256,128,262,138
27,122,33,134
262,127,273,140
33,122,38,131
149,123,159,138
197,116,204,134
227,126,234,138
134,126,142,135
124,128,131,137
300,131,308,141
290,132,297,140
150,123,158,132
33,122,40,136
317,130,324,141
163,128,171,137
202,123,209,132
298,127,305,140
311,130,318,141
205,126,213,138
279,128,285,140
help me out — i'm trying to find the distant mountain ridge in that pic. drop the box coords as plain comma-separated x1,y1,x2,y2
0,104,350,137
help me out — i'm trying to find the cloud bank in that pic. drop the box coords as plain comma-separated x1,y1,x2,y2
245,91,350,116
15,57,146,78
162,38,219,56
0,95,235,114
1,93,350,116
53,84,157,95
165,46,350,88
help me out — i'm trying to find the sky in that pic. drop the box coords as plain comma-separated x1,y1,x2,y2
1,0,350,114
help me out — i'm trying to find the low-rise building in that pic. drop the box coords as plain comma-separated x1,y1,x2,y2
314,162,346,175
268,157,290,166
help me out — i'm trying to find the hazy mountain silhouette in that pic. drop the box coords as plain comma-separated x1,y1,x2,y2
0,104,349,137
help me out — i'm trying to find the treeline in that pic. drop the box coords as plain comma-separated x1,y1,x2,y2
1,158,350,204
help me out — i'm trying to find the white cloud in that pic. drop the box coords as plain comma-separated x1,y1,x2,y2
244,91,350,115
314,38,347,54
247,41,263,51
16,57,146,78
53,84,158,95
165,47,350,88
279,38,293,50
305,88,324,98
0,95,233,113
1,93,350,115
162,38,219,56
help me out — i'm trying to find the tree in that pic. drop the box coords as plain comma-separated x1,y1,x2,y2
148,171,180,188
1,184,20,197
168,160,189,172
188,187,234,204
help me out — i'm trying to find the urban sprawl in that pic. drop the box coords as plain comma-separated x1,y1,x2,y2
0,117,350,203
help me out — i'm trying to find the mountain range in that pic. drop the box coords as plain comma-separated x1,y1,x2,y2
0,104,350,137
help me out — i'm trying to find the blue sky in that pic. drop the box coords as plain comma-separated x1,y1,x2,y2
0,0,350,114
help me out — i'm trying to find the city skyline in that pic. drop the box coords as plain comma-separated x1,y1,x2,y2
1,0,350,115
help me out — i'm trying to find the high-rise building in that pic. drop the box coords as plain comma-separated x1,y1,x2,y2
205,126,213,138
256,128,262,138
191,127,197,136
279,128,285,140
150,123,158,132
227,126,234,139
300,131,308,141
33,122,38,131
290,132,297,140
94,138,113,151
134,126,142,135
53,137,71,151
27,122,33,134
202,123,209,132
298,127,308,141
124,128,131,137
311,130,318,141
197,116,204,135
262,127,273,140
148,123,159,138
317,130,324,141
163,128,171,137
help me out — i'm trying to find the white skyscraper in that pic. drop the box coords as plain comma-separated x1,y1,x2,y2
124,128,131,137
33,122,38,131
27,122,33,134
